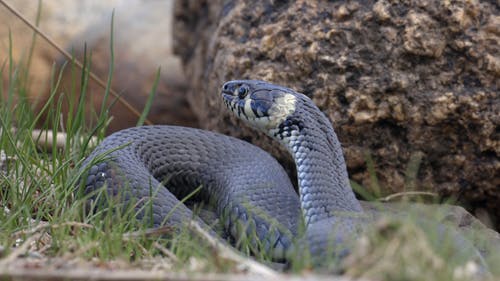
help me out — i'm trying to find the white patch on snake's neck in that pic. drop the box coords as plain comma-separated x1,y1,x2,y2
238,93,296,133
267,94,296,129
244,99,256,119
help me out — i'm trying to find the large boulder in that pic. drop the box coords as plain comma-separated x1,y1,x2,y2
172,0,499,227
48,0,197,133
1,0,196,133
1,0,126,101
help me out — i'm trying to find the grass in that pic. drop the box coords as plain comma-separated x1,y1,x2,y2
0,24,227,276
1,9,499,281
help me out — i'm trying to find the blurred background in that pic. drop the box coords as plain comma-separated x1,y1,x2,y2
0,0,197,133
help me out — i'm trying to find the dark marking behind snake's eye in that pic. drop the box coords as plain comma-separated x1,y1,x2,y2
251,100,273,117
238,85,249,99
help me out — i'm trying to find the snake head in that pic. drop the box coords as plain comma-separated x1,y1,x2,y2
221,80,298,133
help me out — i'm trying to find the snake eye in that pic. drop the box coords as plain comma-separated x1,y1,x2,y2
237,85,249,99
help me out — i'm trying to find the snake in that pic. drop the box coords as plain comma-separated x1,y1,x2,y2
79,80,486,267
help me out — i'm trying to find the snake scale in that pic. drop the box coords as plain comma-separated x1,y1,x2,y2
79,80,486,268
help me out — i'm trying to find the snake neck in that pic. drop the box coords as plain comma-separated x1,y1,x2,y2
220,80,363,225
272,96,363,225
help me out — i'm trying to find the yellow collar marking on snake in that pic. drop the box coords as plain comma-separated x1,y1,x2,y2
266,94,296,129
244,98,256,119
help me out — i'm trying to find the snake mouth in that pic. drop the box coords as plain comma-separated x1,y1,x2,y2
221,89,234,96
220,81,242,112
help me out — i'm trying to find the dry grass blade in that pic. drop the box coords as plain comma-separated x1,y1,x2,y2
187,221,280,278
0,233,42,266
379,191,439,202
0,267,354,281
6,128,98,150
11,222,94,239
31,129,98,149
153,241,178,262
0,0,153,125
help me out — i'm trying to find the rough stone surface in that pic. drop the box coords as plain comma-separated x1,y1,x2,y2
173,0,500,227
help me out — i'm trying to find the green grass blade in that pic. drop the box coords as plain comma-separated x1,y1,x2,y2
136,67,160,127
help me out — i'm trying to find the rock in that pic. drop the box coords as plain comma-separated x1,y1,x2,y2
346,202,499,279
1,0,196,133
360,201,500,262
172,0,499,228
46,0,197,133
1,0,127,102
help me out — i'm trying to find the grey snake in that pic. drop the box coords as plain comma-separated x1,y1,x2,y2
79,80,486,267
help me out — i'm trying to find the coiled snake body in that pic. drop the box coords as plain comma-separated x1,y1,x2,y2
80,80,483,265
